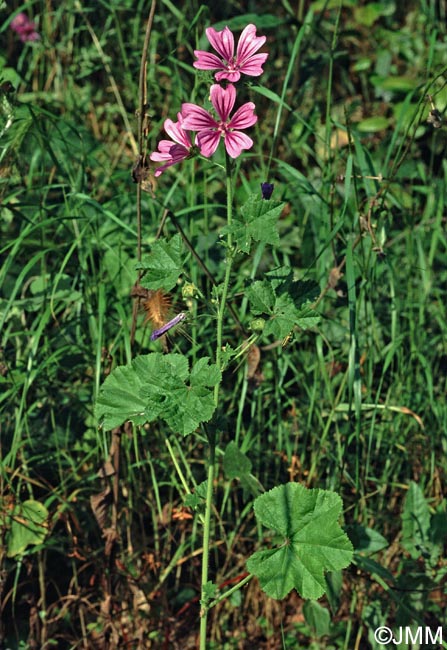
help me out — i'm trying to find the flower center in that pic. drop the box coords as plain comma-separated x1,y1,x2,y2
217,121,229,136
226,57,238,72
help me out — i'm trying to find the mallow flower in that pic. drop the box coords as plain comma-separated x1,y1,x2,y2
193,24,268,83
181,84,257,159
10,12,41,42
149,113,197,176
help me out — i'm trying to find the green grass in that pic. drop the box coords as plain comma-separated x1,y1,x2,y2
1,1,447,648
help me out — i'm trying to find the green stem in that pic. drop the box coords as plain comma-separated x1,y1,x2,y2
199,429,216,648
200,152,234,650
214,153,234,399
208,573,253,609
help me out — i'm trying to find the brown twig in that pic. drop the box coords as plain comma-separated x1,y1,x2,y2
131,0,158,347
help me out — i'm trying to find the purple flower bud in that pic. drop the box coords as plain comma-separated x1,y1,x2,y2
261,182,274,200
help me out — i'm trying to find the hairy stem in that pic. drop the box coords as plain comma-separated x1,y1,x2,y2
200,152,234,650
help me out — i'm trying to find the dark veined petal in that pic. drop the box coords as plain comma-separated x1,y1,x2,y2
215,69,242,83
227,102,257,130
196,130,221,157
182,103,218,131
224,130,254,158
150,140,177,159
206,26,234,62
210,84,236,122
238,52,268,77
193,51,226,71
236,24,267,63
163,115,192,148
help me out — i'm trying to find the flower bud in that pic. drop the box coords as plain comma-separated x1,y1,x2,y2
261,182,274,200
250,317,265,333
182,282,198,299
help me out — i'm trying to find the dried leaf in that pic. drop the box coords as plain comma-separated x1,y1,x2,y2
90,487,113,531
97,461,115,478
246,343,261,380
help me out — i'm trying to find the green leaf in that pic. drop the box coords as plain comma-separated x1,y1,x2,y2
353,554,395,584
94,356,154,429
250,85,293,111
324,571,343,614
201,580,218,605
287,278,321,308
219,344,237,371
371,75,416,92
303,600,331,636
95,353,221,436
246,280,276,314
212,14,286,32
401,481,431,559
346,524,388,554
137,234,184,290
7,500,49,557
223,441,252,478
263,304,298,339
293,305,321,330
184,492,201,509
190,356,221,387
223,442,263,497
356,116,389,132
240,474,264,498
354,2,396,27
195,480,208,499
221,196,283,253
247,483,353,600
247,269,320,340
431,506,447,547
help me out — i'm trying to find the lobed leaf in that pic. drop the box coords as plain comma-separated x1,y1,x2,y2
137,234,184,291
247,268,320,339
95,353,221,436
221,195,283,253
247,483,353,600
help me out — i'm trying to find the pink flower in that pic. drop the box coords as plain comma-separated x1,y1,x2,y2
194,24,268,83
10,13,40,42
149,113,197,177
181,84,257,158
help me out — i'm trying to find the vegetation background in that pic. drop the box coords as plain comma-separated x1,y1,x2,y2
1,0,446,648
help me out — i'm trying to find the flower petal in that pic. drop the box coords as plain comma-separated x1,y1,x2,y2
150,142,189,162
196,130,221,158
163,115,192,148
224,131,254,158
11,13,28,29
168,144,191,163
236,24,266,64
181,103,217,131
149,151,171,162
215,70,241,83
150,140,176,159
193,51,226,71
152,161,176,177
11,12,40,41
206,26,234,62
227,102,257,130
238,53,268,77
210,83,236,122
